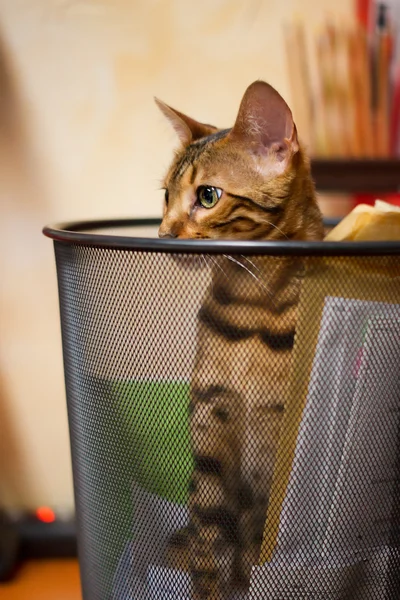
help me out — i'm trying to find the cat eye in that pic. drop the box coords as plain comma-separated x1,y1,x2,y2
164,189,169,205
197,186,222,209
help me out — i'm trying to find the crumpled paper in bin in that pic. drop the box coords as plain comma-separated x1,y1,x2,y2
325,199,400,241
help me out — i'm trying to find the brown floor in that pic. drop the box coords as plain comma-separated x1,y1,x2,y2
0,559,81,600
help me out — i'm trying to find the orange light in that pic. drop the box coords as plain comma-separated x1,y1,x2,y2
36,506,56,523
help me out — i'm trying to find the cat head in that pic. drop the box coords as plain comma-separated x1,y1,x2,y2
157,81,316,241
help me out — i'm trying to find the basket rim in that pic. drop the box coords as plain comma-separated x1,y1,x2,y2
43,218,400,256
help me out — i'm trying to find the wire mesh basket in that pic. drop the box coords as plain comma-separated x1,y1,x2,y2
44,219,400,600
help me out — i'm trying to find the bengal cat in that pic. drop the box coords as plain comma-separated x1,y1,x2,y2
156,81,323,599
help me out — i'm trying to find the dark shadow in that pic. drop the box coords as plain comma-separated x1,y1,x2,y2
0,20,47,208
0,368,30,506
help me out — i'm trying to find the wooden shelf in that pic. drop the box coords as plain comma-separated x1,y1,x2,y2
311,159,400,193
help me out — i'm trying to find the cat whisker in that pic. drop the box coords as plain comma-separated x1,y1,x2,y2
222,254,266,287
222,254,276,305
203,255,218,296
239,255,264,302
207,254,230,280
240,255,262,273
200,255,209,272
265,220,289,240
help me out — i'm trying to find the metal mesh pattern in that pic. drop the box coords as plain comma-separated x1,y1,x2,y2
53,241,400,600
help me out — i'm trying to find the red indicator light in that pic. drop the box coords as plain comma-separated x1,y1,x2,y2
36,506,56,523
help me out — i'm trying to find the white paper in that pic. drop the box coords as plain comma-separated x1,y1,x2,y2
249,297,400,599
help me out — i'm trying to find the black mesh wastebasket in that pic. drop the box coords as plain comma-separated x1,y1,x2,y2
44,219,400,600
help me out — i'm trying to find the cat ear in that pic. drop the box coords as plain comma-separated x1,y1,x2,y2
229,81,298,163
155,97,217,146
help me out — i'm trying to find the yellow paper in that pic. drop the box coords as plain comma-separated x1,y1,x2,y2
325,199,400,242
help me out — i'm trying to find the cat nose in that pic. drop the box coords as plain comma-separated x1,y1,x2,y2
158,230,178,239
158,219,180,238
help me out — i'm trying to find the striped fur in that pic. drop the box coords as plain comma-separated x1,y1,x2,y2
157,81,324,599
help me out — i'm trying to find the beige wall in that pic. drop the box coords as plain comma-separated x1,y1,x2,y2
0,0,353,511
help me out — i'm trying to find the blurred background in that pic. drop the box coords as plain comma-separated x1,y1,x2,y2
0,0,399,525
